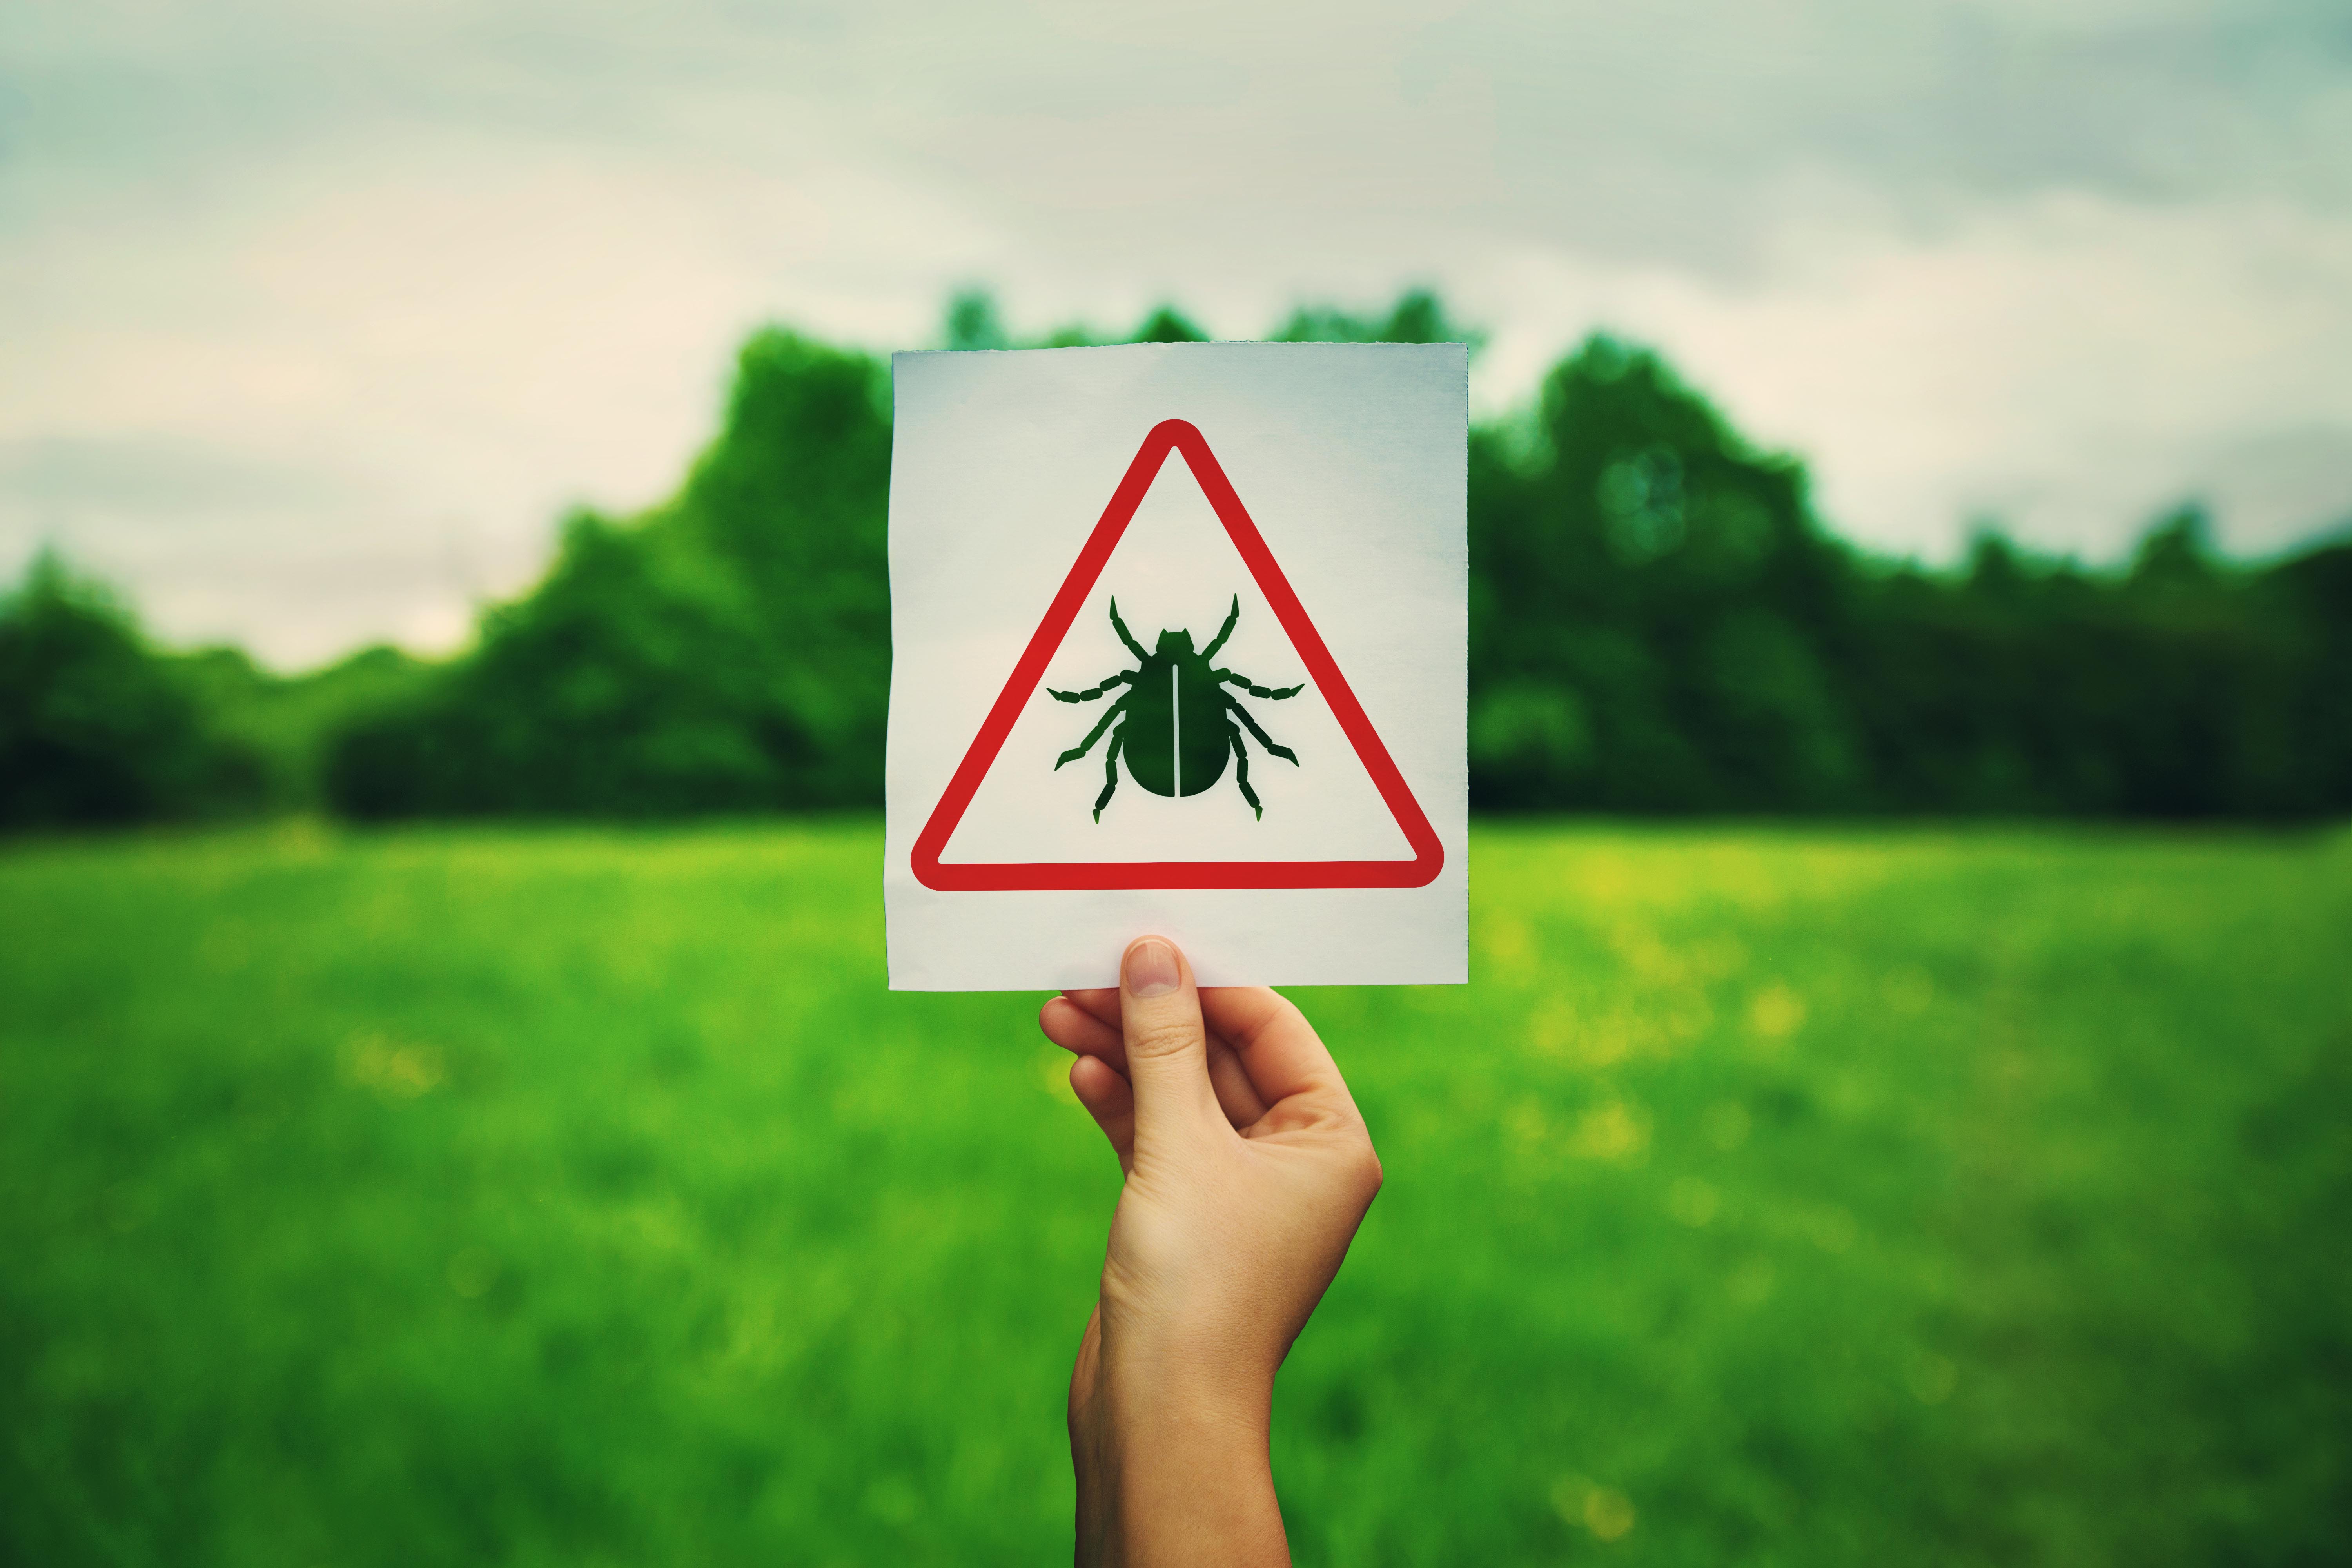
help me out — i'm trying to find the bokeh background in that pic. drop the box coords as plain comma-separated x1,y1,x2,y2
4,3,2350,1564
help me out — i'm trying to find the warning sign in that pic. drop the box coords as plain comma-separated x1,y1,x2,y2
884,341,1466,991
910,418,1444,893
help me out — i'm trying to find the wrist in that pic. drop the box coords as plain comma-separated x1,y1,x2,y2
1094,1325,1277,1427
1073,1333,1286,1566
1093,1362,1272,1459
1075,1339,1274,1486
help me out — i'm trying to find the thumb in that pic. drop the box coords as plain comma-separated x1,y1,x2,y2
1118,936,1221,1139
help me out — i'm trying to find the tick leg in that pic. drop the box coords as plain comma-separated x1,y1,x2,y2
1049,670,1132,703
1094,727,1124,821
1228,724,1262,819
1215,667,1304,700
1226,695,1299,765
1107,598,1149,662
1056,693,1130,768
1200,595,1241,660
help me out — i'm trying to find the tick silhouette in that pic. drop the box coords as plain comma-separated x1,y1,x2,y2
1050,596,1303,820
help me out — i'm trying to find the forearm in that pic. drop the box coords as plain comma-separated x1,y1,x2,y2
1072,1350,1287,1568
1048,958,1378,1566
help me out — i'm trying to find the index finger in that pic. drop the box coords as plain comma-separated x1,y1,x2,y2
1200,987,1354,1111
1060,987,1120,1029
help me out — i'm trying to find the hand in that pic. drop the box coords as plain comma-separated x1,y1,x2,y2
1040,936,1384,1568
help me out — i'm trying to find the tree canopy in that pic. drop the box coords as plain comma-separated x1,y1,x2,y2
5,292,2346,829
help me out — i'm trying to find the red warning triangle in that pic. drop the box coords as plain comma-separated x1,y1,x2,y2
911,419,1445,891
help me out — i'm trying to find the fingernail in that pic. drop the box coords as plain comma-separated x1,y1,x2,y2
1124,938,1180,998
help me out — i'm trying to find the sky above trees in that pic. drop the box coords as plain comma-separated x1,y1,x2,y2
5,0,2350,666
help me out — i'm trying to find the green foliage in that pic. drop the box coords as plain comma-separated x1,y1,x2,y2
331,515,785,815
327,330,894,816
176,643,432,812
1842,517,2350,817
1472,337,1862,811
1131,304,1209,343
1272,286,1484,350
8,289,2350,824
0,550,264,827
944,287,1011,351
1470,334,2352,817
2,822,2346,1564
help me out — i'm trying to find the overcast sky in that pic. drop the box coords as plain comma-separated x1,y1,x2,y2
6,0,2350,667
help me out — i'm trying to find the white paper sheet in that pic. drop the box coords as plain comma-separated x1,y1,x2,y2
884,341,1466,991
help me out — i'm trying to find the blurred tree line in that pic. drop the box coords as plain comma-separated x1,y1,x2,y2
4,291,2347,829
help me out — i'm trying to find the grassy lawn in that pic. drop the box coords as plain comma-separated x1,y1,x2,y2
2,820,2347,1566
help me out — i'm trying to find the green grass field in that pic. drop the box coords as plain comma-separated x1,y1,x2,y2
3,822,2347,1566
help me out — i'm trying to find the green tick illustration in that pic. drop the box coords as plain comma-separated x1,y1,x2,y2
1050,596,1304,821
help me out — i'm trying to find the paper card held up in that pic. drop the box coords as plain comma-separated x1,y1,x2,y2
884,341,1466,991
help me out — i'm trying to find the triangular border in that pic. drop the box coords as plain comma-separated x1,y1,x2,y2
910,419,1446,891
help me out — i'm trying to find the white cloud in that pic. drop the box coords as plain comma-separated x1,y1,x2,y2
1466,187,2352,558
2,0,2348,664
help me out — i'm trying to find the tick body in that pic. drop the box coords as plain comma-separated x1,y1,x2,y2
1049,597,1304,820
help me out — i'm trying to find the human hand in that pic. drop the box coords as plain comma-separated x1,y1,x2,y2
1040,936,1383,1568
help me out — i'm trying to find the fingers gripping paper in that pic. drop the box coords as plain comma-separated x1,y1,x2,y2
884,342,1466,991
